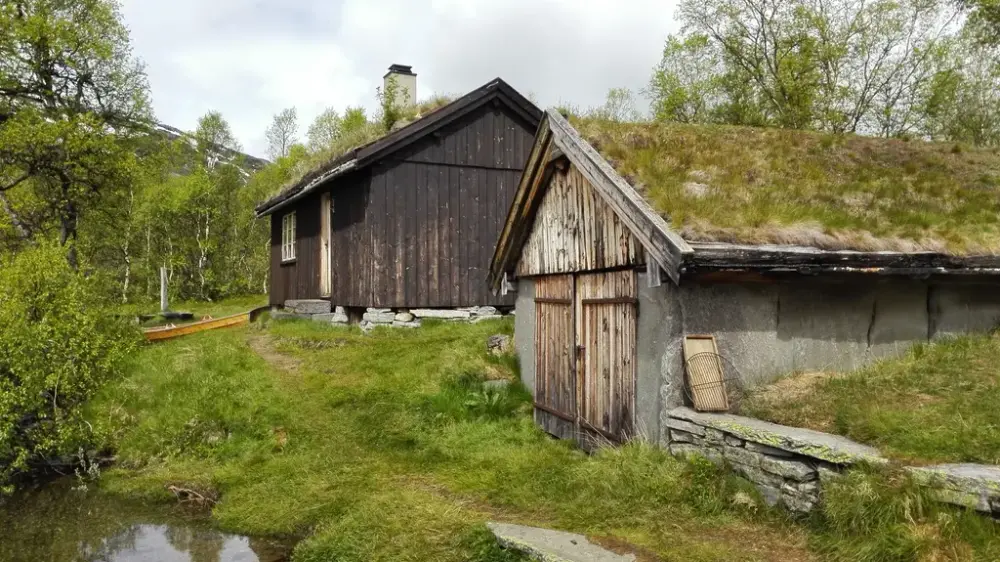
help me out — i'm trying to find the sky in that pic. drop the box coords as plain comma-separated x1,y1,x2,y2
119,0,679,159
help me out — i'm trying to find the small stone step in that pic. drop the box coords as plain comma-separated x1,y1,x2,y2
487,522,636,562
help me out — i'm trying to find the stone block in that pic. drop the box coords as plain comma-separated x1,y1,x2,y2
270,311,313,321
367,308,391,313
817,464,842,485
704,428,726,445
781,492,817,513
486,522,636,562
907,463,1000,514
285,299,331,314
669,443,701,458
664,417,706,437
782,480,819,497
757,485,782,507
472,315,504,324
732,463,785,489
394,312,415,323
746,442,795,458
311,313,348,324
474,306,498,316
725,435,745,447
393,321,421,328
669,444,722,465
487,334,513,356
724,445,761,467
363,311,395,323
927,488,990,512
669,430,697,444
759,456,816,482
411,309,471,320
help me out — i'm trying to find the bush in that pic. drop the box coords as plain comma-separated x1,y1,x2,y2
0,243,139,492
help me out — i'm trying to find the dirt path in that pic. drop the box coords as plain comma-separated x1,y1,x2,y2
248,334,302,374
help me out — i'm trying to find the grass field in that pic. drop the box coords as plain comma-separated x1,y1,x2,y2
745,334,1000,466
87,318,1000,561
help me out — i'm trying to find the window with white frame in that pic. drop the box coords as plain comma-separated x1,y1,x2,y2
281,212,296,261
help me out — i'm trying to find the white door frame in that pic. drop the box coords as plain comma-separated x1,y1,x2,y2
320,192,331,297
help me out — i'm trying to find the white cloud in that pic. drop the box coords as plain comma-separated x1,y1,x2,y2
120,0,679,157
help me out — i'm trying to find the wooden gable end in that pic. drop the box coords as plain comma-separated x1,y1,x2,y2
516,161,644,277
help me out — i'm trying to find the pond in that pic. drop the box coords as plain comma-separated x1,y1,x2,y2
0,479,292,562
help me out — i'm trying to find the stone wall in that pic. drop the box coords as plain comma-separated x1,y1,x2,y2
665,407,883,512
666,407,1000,517
277,300,510,330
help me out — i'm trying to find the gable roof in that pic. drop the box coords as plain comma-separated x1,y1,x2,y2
255,78,541,217
489,110,1000,292
489,109,692,292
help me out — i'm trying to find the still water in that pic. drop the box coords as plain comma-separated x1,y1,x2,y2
0,480,292,562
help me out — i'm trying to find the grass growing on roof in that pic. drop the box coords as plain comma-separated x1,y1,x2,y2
86,319,1000,561
573,117,1000,254
276,95,458,201
745,334,1000,465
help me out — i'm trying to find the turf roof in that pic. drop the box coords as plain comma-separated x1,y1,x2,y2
573,117,1000,255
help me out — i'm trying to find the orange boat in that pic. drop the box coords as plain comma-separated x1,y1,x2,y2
143,307,269,342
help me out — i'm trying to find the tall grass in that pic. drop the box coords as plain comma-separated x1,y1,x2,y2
746,334,1000,465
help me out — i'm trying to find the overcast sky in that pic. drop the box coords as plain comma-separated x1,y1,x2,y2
119,0,679,158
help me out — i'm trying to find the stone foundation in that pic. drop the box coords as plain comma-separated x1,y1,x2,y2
666,408,1000,516
278,301,509,330
665,407,883,512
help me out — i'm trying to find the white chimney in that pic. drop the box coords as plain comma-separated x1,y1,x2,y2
384,64,417,108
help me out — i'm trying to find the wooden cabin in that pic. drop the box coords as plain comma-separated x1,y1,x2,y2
256,74,541,311
489,109,1000,447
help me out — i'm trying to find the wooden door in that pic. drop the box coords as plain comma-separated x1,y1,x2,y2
532,270,637,445
533,275,577,440
575,270,637,443
320,192,331,297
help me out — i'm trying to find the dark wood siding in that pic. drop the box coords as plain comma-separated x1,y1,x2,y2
268,198,321,306
274,103,534,308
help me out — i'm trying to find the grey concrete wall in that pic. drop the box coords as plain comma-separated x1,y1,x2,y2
515,278,536,394
636,272,681,443
639,276,1000,447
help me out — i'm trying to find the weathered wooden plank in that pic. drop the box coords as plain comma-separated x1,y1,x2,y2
516,163,643,277
546,109,691,283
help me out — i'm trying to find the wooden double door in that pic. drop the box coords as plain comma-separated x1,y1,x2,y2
533,270,637,445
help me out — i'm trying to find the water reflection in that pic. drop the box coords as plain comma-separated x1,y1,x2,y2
77,524,288,562
0,480,292,562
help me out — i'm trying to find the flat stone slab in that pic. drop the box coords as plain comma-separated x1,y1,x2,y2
284,299,331,314
668,407,885,465
487,523,635,562
908,463,1000,512
411,309,471,320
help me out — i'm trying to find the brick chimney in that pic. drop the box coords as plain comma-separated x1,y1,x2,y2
384,64,417,108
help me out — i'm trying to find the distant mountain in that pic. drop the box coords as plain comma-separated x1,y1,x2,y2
152,122,270,174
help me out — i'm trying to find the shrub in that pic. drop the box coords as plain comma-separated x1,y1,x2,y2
0,243,139,492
